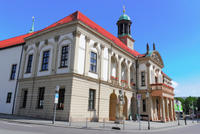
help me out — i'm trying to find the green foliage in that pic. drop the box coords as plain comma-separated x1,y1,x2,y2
175,96,198,114
197,97,200,111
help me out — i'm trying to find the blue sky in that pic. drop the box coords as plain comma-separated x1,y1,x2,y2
1,0,200,97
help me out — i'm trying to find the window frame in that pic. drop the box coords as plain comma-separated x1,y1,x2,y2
6,92,12,103
10,64,17,80
89,51,97,73
26,54,33,73
22,90,28,108
37,87,45,109
88,89,96,111
60,45,69,68
57,88,65,110
142,99,146,112
41,50,50,71
141,71,146,86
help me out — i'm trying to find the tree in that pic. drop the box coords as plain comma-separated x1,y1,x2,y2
184,96,197,114
197,97,200,111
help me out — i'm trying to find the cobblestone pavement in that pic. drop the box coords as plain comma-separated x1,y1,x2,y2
0,114,199,131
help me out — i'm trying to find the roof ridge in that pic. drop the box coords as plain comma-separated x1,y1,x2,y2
0,11,142,57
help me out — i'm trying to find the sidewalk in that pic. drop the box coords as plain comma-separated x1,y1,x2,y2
0,114,199,132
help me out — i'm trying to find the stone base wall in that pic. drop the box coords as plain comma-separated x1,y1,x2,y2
15,74,135,122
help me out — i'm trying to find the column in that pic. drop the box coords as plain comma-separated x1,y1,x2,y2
172,99,176,120
70,30,81,73
107,48,112,83
84,36,90,76
165,98,169,121
161,97,166,122
170,99,174,121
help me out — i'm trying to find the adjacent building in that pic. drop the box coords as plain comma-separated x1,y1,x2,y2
0,10,175,122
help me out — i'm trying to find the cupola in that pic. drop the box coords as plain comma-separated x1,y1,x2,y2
117,6,135,50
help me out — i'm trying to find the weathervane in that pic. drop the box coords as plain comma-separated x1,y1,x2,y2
29,16,35,33
123,5,126,14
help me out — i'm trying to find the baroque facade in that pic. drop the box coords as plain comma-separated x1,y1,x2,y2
0,11,175,122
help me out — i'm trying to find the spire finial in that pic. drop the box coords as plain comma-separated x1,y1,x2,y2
146,43,149,54
29,16,35,33
123,5,126,14
153,42,156,50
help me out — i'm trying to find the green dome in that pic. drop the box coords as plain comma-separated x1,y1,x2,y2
118,14,131,21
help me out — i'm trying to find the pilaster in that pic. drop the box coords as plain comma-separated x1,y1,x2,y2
52,35,60,75
71,30,81,73
107,48,112,82
84,36,90,76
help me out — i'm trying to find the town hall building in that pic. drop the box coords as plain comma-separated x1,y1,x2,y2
0,10,175,122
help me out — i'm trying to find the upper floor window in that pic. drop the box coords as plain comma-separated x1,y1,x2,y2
10,64,17,80
88,89,96,110
90,52,97,73
141,71,145,86
26,54,33,73
41,50,49,71
60,45,69,68
6,92,12,103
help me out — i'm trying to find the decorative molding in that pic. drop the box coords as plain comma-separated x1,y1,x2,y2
35,42,40,47
85,36,90,42
24,45,28,51
54,35,60,42
44,40,48,45
73,30,81,37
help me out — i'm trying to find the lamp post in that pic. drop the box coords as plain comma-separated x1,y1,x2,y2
146,92,150,130
52,85,60,124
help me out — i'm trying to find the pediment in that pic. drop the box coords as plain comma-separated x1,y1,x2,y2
150,51,164,68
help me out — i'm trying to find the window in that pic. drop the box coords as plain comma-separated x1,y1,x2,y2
26,54,33,73
155,76,158,84
141,72,145,86
37,87,45,109
10,64,17,80
22,90,28,108
6,92,12,103
60,45,69,68
41,50,49,71
90,52,97,73
57,88,65,110
143,99,146,112
88,89,95,110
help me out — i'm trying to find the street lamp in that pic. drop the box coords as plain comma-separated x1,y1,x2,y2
146,92,150,130
52,85,60,124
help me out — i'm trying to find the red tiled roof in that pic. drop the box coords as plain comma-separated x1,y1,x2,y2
0,11,142,56
0,32,35,49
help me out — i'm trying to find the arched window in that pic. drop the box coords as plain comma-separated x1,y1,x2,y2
111,56,117,78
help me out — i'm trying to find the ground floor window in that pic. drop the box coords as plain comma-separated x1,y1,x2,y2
143,99,146,112
22,90,28,108
37,87,45,109
57,88,65,110
6,92,12,103
88,89,96,110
